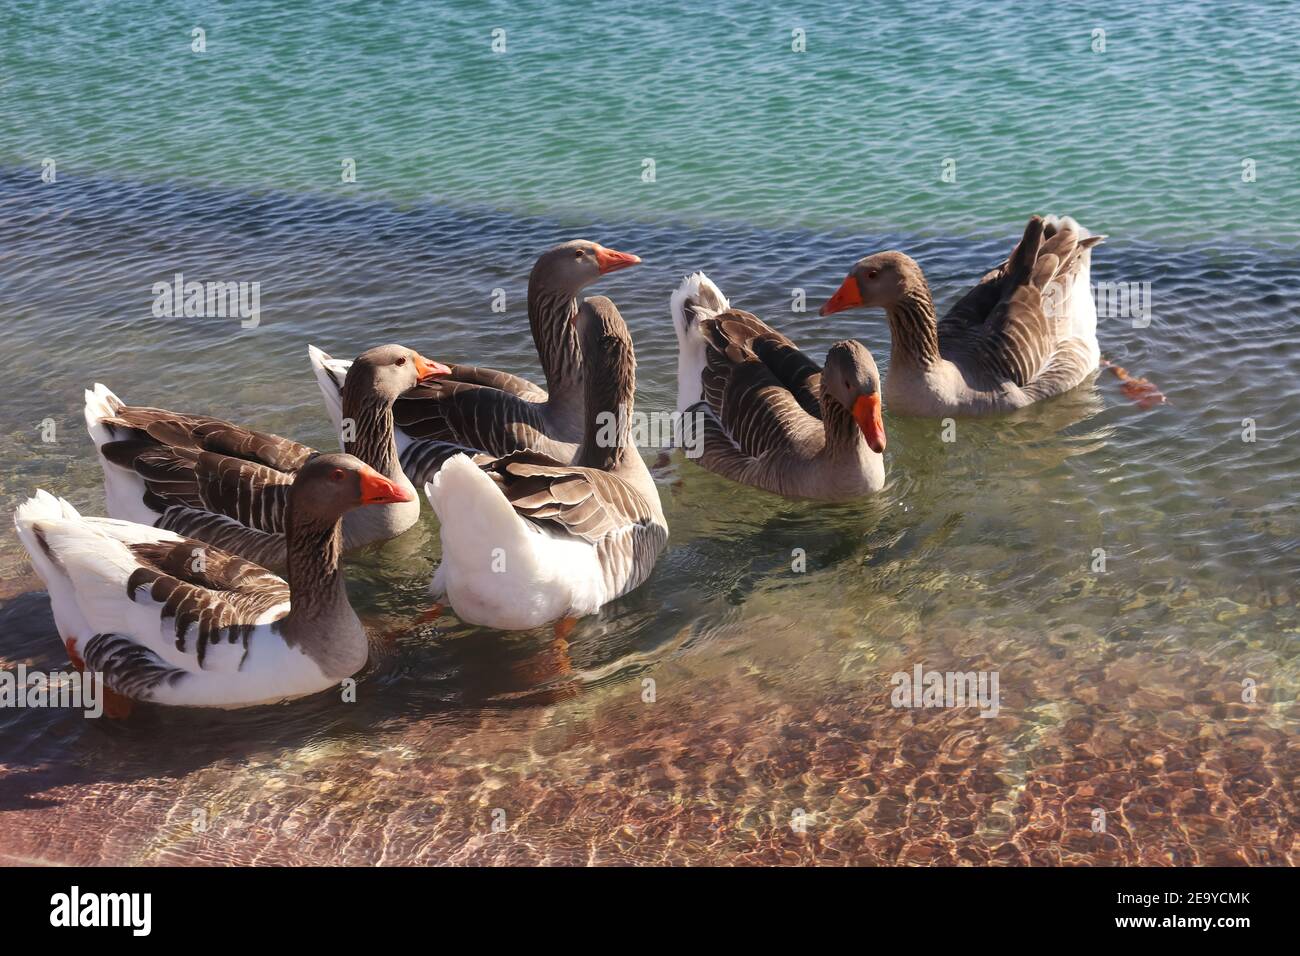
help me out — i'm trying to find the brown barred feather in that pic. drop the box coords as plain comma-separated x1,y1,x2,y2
102,405,313,471
485,450,661,549
393,376,566,459
125,539,289,668
698,316,823,463
83,633,187,698
701,309,822,416
154,506,288,570
388,283,582,476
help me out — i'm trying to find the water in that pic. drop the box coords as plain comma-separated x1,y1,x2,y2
0,1,1297,865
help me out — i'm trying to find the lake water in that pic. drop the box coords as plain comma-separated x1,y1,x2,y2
0,0,1296,865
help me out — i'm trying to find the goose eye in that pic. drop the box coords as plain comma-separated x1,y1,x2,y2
575,249,585,258
395,356,406,366
331,469,345,481
866,269,880,280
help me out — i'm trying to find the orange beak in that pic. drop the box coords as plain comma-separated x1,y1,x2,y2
820,274,864,316
357,464,414,504
412,352,452,381
592,245,642,274
851,394,886,454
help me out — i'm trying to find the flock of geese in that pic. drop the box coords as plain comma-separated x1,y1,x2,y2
15,214,1103,709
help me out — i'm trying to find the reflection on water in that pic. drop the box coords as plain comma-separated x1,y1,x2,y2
0,169,1296,865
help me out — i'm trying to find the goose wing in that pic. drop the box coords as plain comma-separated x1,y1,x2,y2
120,536,289,648
15,496,290,699
99,403,314,472
696,314,822,463
944,216,1104,387
99,442,296,534
392,377,569,460
700,309,822,416
439,363,549,402
485,450,659,544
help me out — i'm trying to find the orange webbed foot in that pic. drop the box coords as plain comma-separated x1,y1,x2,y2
553,615,578,645
1101,359,1167,409
64,637,86,672
102,685,134,719
416,603,445,626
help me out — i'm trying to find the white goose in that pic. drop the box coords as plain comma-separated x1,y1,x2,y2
820,215,1104,417
13,454,411,709
85,345,449,570
424,296,667,632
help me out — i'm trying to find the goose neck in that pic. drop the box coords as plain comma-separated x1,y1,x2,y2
528,284,583,399
576,341,637,471
885,284,940,369
341,384,401,480
279,509,351,639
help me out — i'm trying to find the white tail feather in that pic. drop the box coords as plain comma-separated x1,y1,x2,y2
15,488,80,527
307,345,351,446
83,382,122,449
83,383,157,525
424,455,531,573
1055,216,1100,367
671,272,728,414
14,491,88,644
424,455,601,629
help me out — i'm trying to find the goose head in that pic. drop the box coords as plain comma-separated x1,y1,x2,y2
294,453,415,520
820,251,920,315
345,344,451,404
822,341,886,453
534,240,642,295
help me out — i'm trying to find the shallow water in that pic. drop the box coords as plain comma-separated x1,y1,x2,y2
0,1,1297,865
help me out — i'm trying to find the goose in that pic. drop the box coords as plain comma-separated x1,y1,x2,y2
13,454,412,709
819,215,1104,417
84,345,449,571
671,273,886,500
311,240,641,484
423,295,667,632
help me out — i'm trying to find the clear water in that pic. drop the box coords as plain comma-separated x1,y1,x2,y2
0,1,1296,865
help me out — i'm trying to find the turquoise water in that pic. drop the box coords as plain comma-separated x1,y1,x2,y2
0,1,1297,866
3,1,1297,240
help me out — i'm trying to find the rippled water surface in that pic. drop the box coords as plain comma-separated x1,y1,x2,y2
0,1,1297,865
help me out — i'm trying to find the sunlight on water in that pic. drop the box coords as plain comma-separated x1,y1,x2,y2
0,0,1297,866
